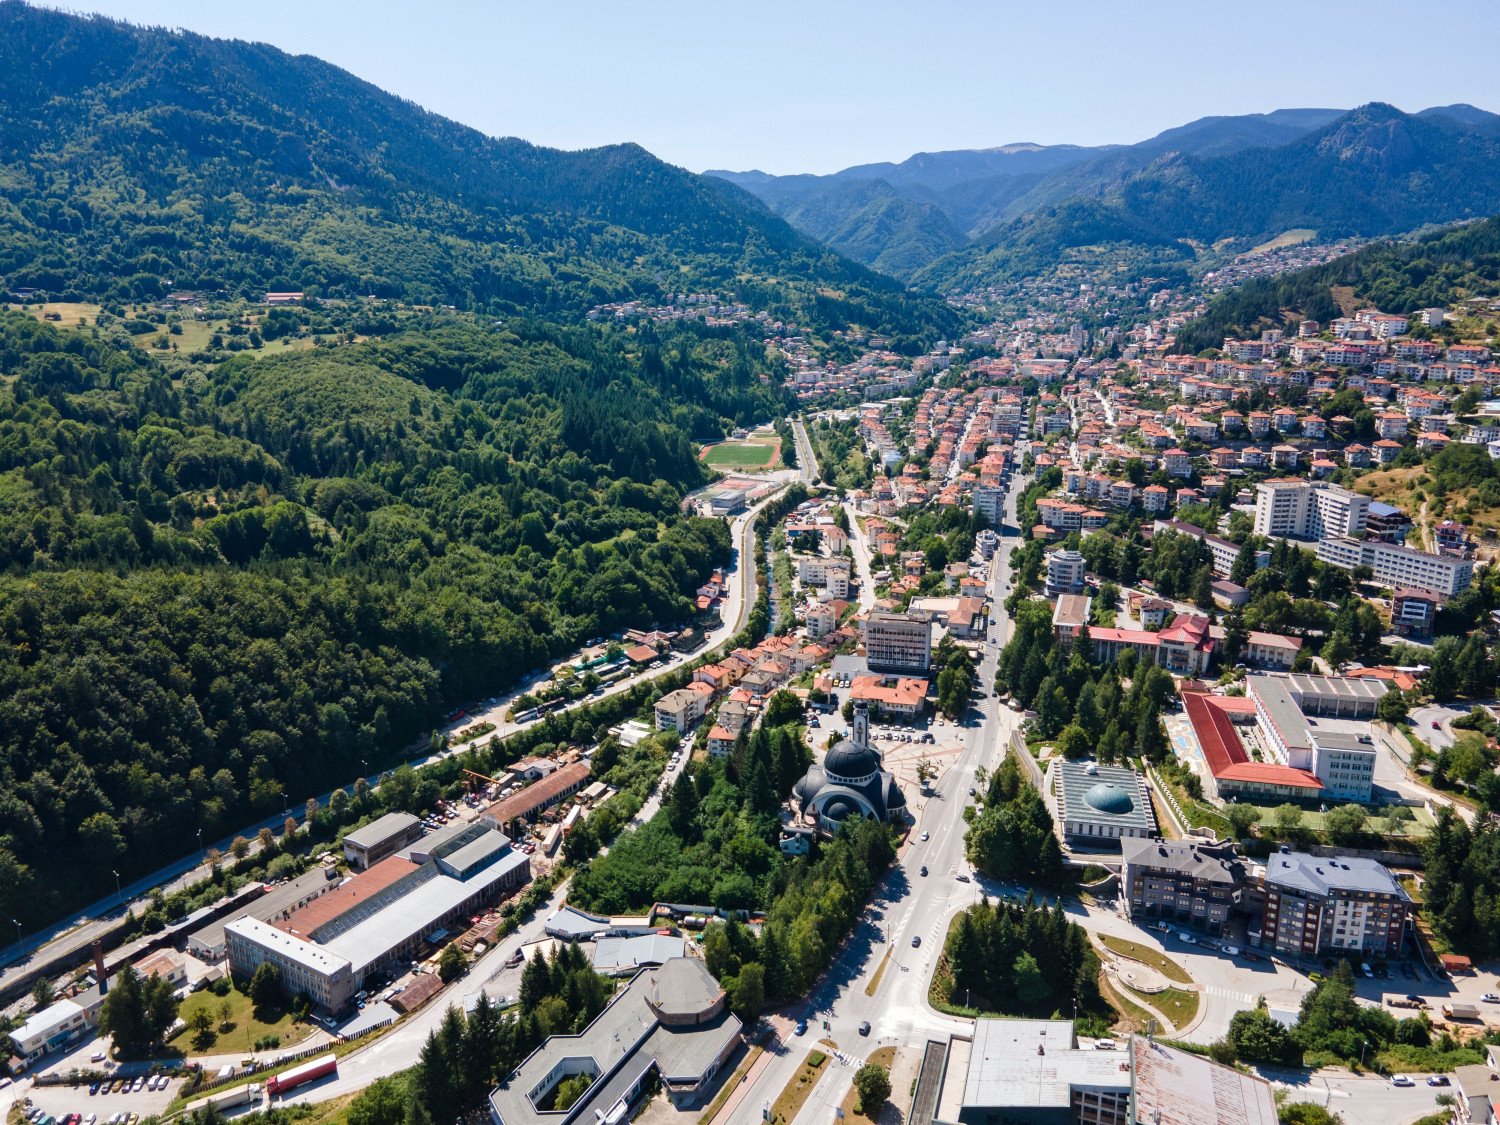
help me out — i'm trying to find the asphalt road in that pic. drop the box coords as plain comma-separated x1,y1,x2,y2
789,416,820,486
722,476,1028,1124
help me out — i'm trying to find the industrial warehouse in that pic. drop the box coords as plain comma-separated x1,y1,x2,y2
227,819,530,1012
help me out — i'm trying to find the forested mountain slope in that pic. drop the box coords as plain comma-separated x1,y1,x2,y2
0,2,954,345
0,311,777,923
1174,216,1500,352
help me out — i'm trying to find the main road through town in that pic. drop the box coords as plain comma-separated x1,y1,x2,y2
719,472,1030,1125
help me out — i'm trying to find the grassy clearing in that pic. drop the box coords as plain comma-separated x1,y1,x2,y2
169,987,312,1055
1096,935,1193,986
1128,984,1199,1028
770,1050,828,1125
7,301,103,326
837,1045,896,1123
697,1044,762,1125
1251,229,1317,254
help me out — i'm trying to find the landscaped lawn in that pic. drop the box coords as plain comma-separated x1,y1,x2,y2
1128,984,1199,1029
169,986,312,1055
837,1045,896,1124
1237,801,1435,838
1096,935,1193,986
771,1050,829,1124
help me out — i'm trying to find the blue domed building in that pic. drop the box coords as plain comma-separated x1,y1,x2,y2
792,702,906,833
1055,759,1156,849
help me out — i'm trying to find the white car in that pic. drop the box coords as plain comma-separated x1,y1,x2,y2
1222,945,1241,957
1482,993,1500,1003
919,831,930,841
1391,1075,1416,1087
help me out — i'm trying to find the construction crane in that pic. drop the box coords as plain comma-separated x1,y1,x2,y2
462,767,507,792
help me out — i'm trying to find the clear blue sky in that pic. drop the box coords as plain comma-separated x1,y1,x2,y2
35,0,1500,175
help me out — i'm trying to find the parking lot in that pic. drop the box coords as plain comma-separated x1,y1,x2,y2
18,1071,182,1125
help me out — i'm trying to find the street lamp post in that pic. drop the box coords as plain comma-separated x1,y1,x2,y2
196,828,204,861
11,918,21,947
112,869,121,902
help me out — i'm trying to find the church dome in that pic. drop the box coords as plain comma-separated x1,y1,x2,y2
823,738,879,782
821,793,865,822
793,765,827,807
1083,782,1135,816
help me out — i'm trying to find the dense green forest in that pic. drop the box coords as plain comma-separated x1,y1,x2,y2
0,2,955,349
1176,215,1500,352
0,310,783,923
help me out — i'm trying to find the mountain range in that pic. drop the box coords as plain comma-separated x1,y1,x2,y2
0,1,953,344
709,103,1500,290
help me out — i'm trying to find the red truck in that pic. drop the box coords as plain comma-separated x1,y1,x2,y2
266,1053,337,1097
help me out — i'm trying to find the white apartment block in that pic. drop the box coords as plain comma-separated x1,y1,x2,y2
863,611,932,674
1045,549,1087,595
1253,480,1370,541
1315,536,1473,597
972,487,1006,527
795,555,850,598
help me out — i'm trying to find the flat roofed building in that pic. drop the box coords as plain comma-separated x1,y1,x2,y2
1121,838,1243,935
226,917,356,1012
488,958,741,1125
8,999,92,1068
1247,675,1376,802
1253,479,1369,541
863,610,933,674
343,812,424,871
1315,535,1473,597
1259,850,1409,958
954,1018,1131,1124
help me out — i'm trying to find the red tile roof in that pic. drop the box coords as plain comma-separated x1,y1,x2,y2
274,855,419,937
1181,691,1321,790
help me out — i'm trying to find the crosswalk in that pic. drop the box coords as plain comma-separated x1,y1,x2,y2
1204,984,1257,1007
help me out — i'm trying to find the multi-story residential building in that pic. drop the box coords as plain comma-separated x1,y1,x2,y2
972,486,1006,527
863,610,932,674
1244,631,1301,671
1259,849,1409,958
1253,480,1370,541
654,686,712,733
1315,536,1473,597
1121,838,1243,935
1046,548,1087,595
1390,588,1440,637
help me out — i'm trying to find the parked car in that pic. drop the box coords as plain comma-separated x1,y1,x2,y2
1391,1075,1415,1088
1482,993,1500,1003
1428,1075,1450,1087
1222,945,1241,957
956,873,971,883
919,831,929,842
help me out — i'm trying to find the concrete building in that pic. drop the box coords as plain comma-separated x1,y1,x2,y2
863,610,933,674
1243,631,1301,671
343,812,424,872
1121,838,1243,935
973,486,1006,527
488,958,741,1124
1051,593,1092,647
227,821,530,1012
946,1018,1132,1124
1055,762,1156,848
1258,849,1409,959
654,687,712,733
8,999,94,1069
1315,535,1473,597
1253,480,1369,541
1045,549,1087,595
1391,588,1440,637
1248,675,1378,802
188,866,342,962
849,674,928,719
